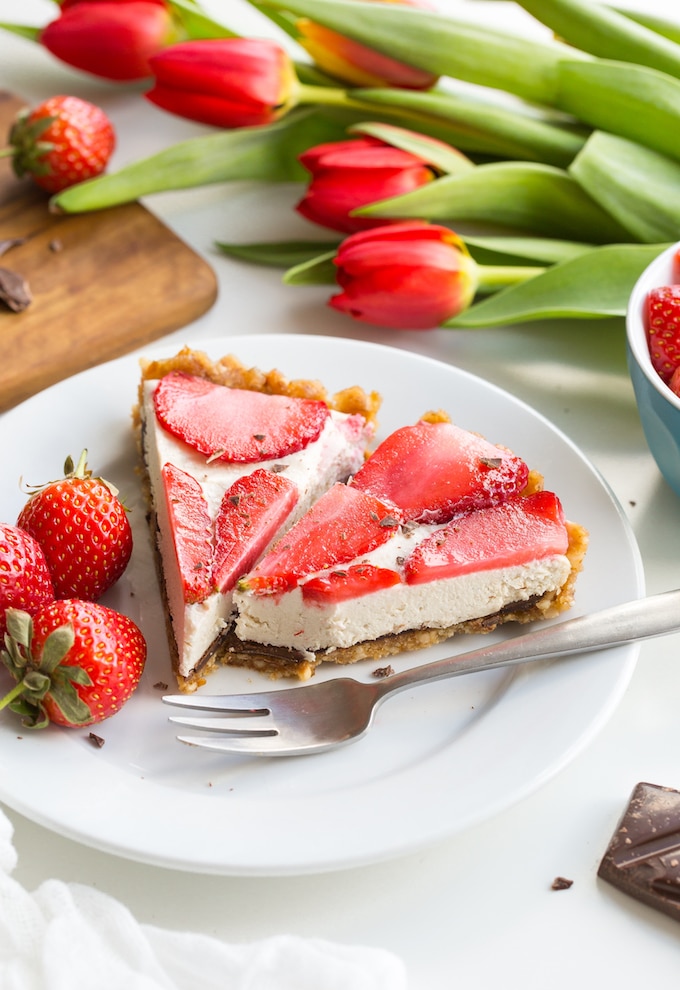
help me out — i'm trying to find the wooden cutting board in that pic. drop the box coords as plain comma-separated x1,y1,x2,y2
0,90,218,412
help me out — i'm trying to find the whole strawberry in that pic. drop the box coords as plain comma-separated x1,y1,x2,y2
0,523,55,639
5,95,115,194
646,284,680,385
0,600,146,728
17,451,133,601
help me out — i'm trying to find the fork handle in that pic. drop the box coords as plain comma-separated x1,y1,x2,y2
372,588,680,699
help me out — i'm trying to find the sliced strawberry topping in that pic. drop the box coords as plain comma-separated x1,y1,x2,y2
302,564,401,605
646,285,680,384
154,371,330,463
241,483,401,596
162,463,213,603
213,469,299,594
404,491,568,585
351,421,529,523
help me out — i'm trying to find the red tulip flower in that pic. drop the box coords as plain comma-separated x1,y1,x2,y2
297,0,438,90
145,38,299,128
296,133,443,233
329,222,479,329
40,1,181,82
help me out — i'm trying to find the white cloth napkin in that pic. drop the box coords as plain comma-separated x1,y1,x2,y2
0,808,407,990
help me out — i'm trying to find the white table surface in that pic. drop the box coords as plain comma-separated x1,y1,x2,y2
2,1,680,986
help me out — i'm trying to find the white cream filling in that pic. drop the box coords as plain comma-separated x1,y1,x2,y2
141,381,372,676
233,555,572,652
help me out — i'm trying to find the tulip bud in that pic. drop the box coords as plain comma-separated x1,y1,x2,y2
40,1,181,82
329,222,479,329
297,133,444,233
296,0,438,90
145,38,300,128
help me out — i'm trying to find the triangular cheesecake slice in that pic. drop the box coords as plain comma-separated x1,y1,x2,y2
135,348,380,691
233,413,588,677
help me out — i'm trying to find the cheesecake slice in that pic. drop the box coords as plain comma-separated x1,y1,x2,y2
232,414,588,678
135,347,380,691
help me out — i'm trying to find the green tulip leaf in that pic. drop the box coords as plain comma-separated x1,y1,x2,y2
216,240,339,268
357,161,632,244
166,0,237,38
283,252,337,285
464,235,592,266
347,122,475,175
569,131,680,243
0,22,40,42
516,0,680,79
50,109,351,212
445,243,670,327
346,89,586,168
613,7,680,46
555,59,680,164
258,0,579,104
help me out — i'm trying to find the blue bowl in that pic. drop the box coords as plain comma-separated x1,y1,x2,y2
627,242,680,498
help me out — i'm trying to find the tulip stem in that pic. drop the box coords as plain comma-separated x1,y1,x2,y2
476,264,545,296
297,82,366,110
297,81,440,124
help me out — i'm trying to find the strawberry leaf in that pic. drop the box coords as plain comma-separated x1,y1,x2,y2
21,670,51,699
57,665,93,687
45,673,93,726
5,608,32,650
8,697,49,730
38,624,75,673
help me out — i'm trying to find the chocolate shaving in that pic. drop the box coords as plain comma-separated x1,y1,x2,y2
88,732,105,748
372,665,395,678
551,876,573,890
0,266,32,312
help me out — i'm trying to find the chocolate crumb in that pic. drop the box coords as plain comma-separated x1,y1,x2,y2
380,515,399,528
153,681,169,691
0,266,32,312
551,876,573,890
0,237,26,257
88,732,105,748
372,665,395,678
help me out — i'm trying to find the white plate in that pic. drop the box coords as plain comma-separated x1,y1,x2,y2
0,334,642,876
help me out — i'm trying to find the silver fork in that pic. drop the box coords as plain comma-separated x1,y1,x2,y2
163,589,680,757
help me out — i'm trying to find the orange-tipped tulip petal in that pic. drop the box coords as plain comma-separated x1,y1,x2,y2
296,0,438,90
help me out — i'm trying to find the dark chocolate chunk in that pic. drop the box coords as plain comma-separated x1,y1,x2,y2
0,266,31,312
598,782,680,921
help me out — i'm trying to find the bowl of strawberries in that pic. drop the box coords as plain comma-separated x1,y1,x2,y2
627,242,680,498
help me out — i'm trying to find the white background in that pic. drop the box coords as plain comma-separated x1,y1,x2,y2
2,1,680,986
